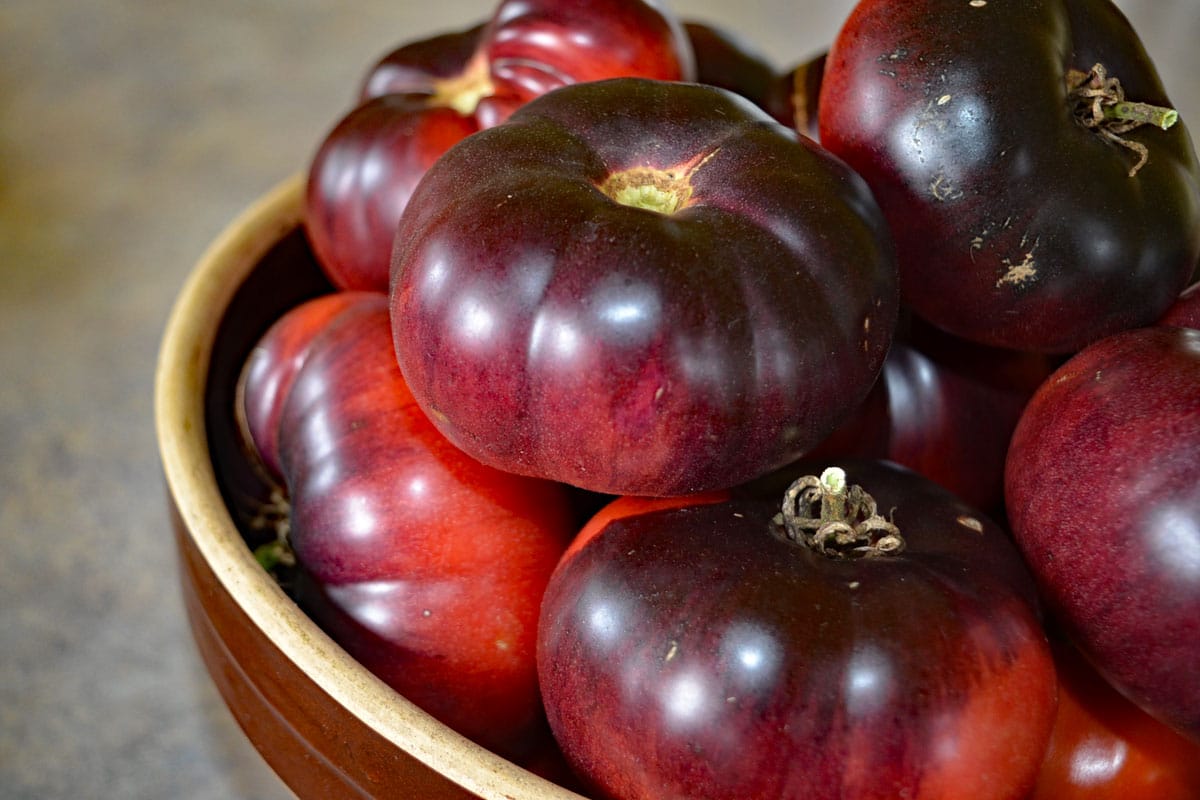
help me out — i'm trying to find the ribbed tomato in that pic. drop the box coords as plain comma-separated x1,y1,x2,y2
390,77,898,496
238,292,577,760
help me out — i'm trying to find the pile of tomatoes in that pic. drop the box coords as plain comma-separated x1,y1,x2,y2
232,0,1200,797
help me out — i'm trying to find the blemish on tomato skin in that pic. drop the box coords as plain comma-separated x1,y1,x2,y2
930,171,964,202
997,260,1037,288
956,515,984,533
996,237,1040,288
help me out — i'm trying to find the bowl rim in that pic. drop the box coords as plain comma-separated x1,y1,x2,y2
154,174,582,800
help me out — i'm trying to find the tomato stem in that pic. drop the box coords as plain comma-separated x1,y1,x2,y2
598,149,720,215
819,467,848,518
1103,101,1178,131
246,486,295,571
431,51,495,116
1066,63,1178,177
775,467,904,558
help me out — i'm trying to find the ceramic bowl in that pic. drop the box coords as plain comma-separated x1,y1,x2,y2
154,175,582,799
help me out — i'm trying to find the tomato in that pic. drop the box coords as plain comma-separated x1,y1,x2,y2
818,0,1200,353
1006,325,1200,741
538,460,1057,799
389,77,898,496
1031,640,1200,799
238,292,577,760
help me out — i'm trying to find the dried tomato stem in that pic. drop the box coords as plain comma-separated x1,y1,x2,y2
248,487,295,571
775,467,904,559
1067,63,1179,177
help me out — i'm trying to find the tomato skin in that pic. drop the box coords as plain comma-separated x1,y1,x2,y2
239,293,576,758
1031,641,1200,799
538,460,1057,800
478,0,694,116
1159,280,1200,329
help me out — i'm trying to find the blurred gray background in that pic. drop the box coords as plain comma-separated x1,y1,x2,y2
2,1,1197,797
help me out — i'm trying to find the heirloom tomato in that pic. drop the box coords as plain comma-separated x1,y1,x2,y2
389,77,898,496
305,0,694,292
818,0,1200,353
238,292,576,760
1006,325,1200,741
538,461,1057,800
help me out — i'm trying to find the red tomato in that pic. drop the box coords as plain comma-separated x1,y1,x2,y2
306,0,695,292
1031,641,1200,799
238,292,577,760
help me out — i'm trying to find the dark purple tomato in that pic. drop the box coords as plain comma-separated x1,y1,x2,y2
818,0,1200,353
538,460,1057,800
1006,325,1200,742
683,20,790,126
390,77,898,497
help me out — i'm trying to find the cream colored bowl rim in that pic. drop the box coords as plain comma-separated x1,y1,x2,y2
153,174,581,800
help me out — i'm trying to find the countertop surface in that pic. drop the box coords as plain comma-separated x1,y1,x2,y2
2,1,1197,797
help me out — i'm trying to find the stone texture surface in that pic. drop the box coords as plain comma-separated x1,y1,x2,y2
0,1,1196,798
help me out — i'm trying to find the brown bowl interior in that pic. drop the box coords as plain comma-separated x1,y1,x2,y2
155,175,584,800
